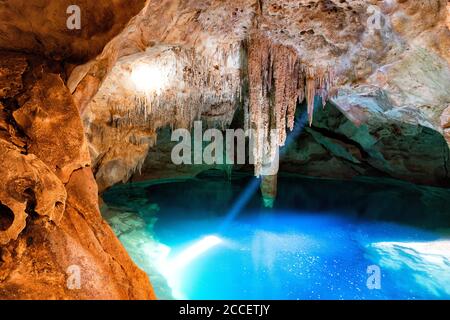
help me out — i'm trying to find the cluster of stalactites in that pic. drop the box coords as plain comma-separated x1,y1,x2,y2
305,66,336,126
108,93,198,131
248,33,336,176
107,44,242,135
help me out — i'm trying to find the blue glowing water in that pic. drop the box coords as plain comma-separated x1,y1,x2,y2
103,173,450,300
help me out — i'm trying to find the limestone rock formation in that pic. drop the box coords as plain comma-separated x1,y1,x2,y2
68,0,449,190
0,0,146,61
0,52,154,299
0,139,66,246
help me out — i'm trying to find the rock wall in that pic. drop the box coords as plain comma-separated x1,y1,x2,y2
69,0,449,189
0,52,154,299
0,0,146,62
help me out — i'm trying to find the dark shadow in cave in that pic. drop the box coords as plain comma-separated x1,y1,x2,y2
0,202,14,232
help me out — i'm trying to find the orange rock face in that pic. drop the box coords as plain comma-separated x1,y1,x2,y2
0,0,146,62
448,2,450,30
0,52,154,299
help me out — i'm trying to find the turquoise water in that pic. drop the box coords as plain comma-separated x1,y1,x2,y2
103,173,450,300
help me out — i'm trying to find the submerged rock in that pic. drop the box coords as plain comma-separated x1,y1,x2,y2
102,205,173,300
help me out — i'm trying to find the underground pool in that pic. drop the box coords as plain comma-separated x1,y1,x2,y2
102,171,450,300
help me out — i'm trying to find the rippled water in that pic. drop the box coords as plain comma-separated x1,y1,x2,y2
103,172,450,300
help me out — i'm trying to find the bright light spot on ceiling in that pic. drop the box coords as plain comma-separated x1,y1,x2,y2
150,235,224,299
130,63,169,94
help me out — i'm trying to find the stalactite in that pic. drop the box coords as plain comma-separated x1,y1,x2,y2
260,174,278,208
102,36,337,181
248,33,336,177
248,34,267,175
98,43,245,184
306,67,316,127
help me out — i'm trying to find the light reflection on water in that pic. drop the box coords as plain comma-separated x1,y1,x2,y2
103,174,450,300
152,213,449,300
